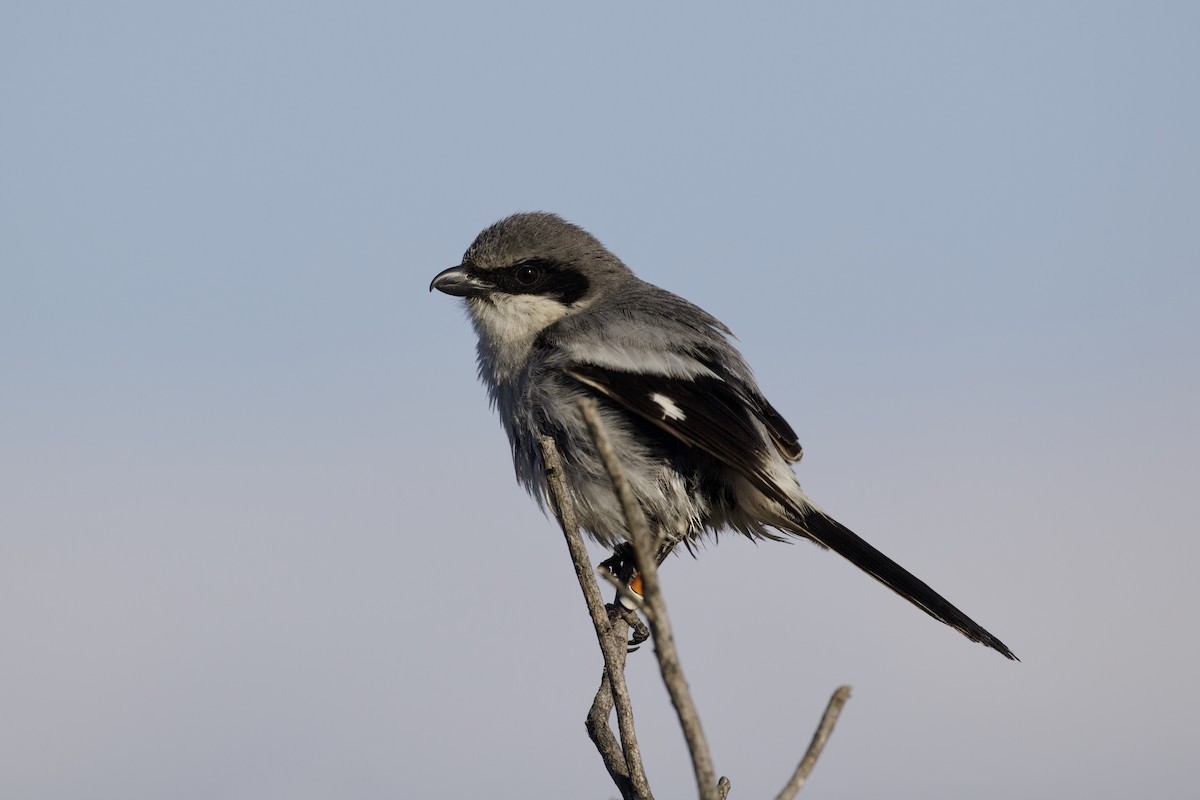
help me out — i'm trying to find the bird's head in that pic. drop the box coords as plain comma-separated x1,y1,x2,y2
430,212,633,380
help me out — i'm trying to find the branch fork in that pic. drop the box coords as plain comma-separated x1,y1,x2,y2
538,398,851,799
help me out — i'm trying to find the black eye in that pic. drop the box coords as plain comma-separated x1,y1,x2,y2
514,264,542,287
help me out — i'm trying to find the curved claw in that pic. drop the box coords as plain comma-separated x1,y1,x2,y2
618,605,650,649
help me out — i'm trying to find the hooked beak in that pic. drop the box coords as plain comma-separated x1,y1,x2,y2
429,265,491,298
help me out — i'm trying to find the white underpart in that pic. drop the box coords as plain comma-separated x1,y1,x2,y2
469,293,571,382
650,392,687,421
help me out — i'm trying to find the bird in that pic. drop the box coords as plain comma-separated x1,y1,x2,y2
430,212,1016,660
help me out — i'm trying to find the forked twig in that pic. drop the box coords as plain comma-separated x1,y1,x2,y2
578,398,723,800
540,403,853,799
539,435,652,800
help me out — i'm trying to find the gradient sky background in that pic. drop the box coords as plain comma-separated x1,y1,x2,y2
3,2,1197,798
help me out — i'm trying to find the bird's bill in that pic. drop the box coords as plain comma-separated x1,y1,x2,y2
429,265,491,297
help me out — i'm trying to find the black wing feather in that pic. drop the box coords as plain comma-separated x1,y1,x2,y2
565,360,1018,661
566,363,782,491
759,396,803,462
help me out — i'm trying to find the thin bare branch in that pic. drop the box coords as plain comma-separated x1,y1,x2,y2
578,398,723,800
587,663,631,795
548,405,852,799
775,685,854,800
539,435,653,800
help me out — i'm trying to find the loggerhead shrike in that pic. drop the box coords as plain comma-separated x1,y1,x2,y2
430,212,1015,660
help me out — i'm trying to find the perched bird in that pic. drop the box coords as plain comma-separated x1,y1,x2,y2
430,212,1015,659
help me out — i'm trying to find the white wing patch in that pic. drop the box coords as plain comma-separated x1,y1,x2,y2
562,341,721,380
650,392,687,421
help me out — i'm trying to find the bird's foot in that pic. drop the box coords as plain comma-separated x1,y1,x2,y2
600,543,648,649
606,602,649,650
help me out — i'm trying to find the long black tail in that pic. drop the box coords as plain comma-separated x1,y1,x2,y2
792,507,1017,660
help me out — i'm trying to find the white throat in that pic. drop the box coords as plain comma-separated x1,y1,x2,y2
469,293,571,385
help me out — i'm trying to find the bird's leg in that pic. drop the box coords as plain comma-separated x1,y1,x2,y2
599,543,650,648
616,604,649,648
599,541,638,584
602,601,648,649
599,600,649,649
599,542,645,602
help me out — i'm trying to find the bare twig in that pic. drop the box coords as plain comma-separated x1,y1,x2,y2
539,436,653,800
543,406,853,799
578,399,724,800
586,655,634,795
774,685,854,800
586,668,621,773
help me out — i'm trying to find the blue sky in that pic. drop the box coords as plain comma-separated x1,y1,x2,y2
3,3,1197,798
